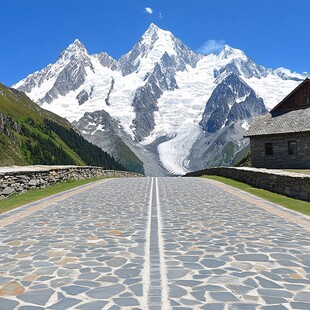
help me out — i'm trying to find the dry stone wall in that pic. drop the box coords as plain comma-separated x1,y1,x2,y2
0,165,144,199
186,167,310,202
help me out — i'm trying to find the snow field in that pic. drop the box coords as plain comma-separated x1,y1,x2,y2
245,74,300,110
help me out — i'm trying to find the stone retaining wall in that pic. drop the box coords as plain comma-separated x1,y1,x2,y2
186,167,310,202
0,165,144,199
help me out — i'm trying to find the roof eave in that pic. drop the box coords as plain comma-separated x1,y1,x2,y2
247,129,310,138
270,78,310,113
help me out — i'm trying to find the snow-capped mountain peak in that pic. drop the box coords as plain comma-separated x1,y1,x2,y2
14,38,96,105
66,39,86,51
58,39,89,63
141,23,176,51
142,22,166,38
119,23,200,76
218,45,247,61
139,24,177,63
273,67,305,81
213,44,268,80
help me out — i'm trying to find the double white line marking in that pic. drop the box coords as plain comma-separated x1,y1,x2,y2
142,177,170,309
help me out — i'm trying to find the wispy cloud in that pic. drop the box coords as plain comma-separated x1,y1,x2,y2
159,12,163,19
197,39,225,54
145,7,153,15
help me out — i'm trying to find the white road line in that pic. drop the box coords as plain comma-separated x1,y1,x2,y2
156,177,171,309
141,177,153,309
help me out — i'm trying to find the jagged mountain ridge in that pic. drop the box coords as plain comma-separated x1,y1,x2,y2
14,23,306,175
201,73,267,134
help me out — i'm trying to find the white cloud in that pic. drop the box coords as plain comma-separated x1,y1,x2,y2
145,7,153,15
197,39,225,55
159,12,163,19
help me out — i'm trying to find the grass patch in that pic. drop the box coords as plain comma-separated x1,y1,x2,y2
203,175,310,216
0,177,107,215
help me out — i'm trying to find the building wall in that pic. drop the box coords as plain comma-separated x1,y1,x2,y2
272,80,310,114
250,132,310,169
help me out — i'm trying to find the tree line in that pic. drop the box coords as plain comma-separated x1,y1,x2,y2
43,119,126,170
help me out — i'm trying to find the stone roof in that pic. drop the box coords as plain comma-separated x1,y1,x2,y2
246,107,310,137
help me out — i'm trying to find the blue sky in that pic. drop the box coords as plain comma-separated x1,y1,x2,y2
1,0,309,86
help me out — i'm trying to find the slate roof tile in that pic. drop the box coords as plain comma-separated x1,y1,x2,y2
246,108,310,136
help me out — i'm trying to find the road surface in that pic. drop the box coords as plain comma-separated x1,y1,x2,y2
0,177,309,309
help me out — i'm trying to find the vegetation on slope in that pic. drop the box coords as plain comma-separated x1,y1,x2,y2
44,119,124,170
234,151,251,167
0,83,125,170
112,136,145,174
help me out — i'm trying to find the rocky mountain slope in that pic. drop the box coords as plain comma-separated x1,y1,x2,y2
14,23,306,175
0,83,127,171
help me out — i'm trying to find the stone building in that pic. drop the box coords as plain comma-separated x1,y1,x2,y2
246,78,310,169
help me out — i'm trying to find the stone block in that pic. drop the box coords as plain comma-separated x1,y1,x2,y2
28,179,38,186
0,167,142,199
2,187,15,196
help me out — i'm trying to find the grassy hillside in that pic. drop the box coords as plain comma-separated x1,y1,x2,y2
113,136,145,174
234,151,251,167
0,83,125,170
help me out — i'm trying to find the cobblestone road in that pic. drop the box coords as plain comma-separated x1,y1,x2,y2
0,177,309,309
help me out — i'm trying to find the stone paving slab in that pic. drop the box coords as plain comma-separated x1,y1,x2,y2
0,179,111,225
158,177,310,309
0,178,151,309
0,177,309,309
205,178,309,230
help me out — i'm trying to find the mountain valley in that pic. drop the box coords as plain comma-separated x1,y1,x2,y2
13,24,307,176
